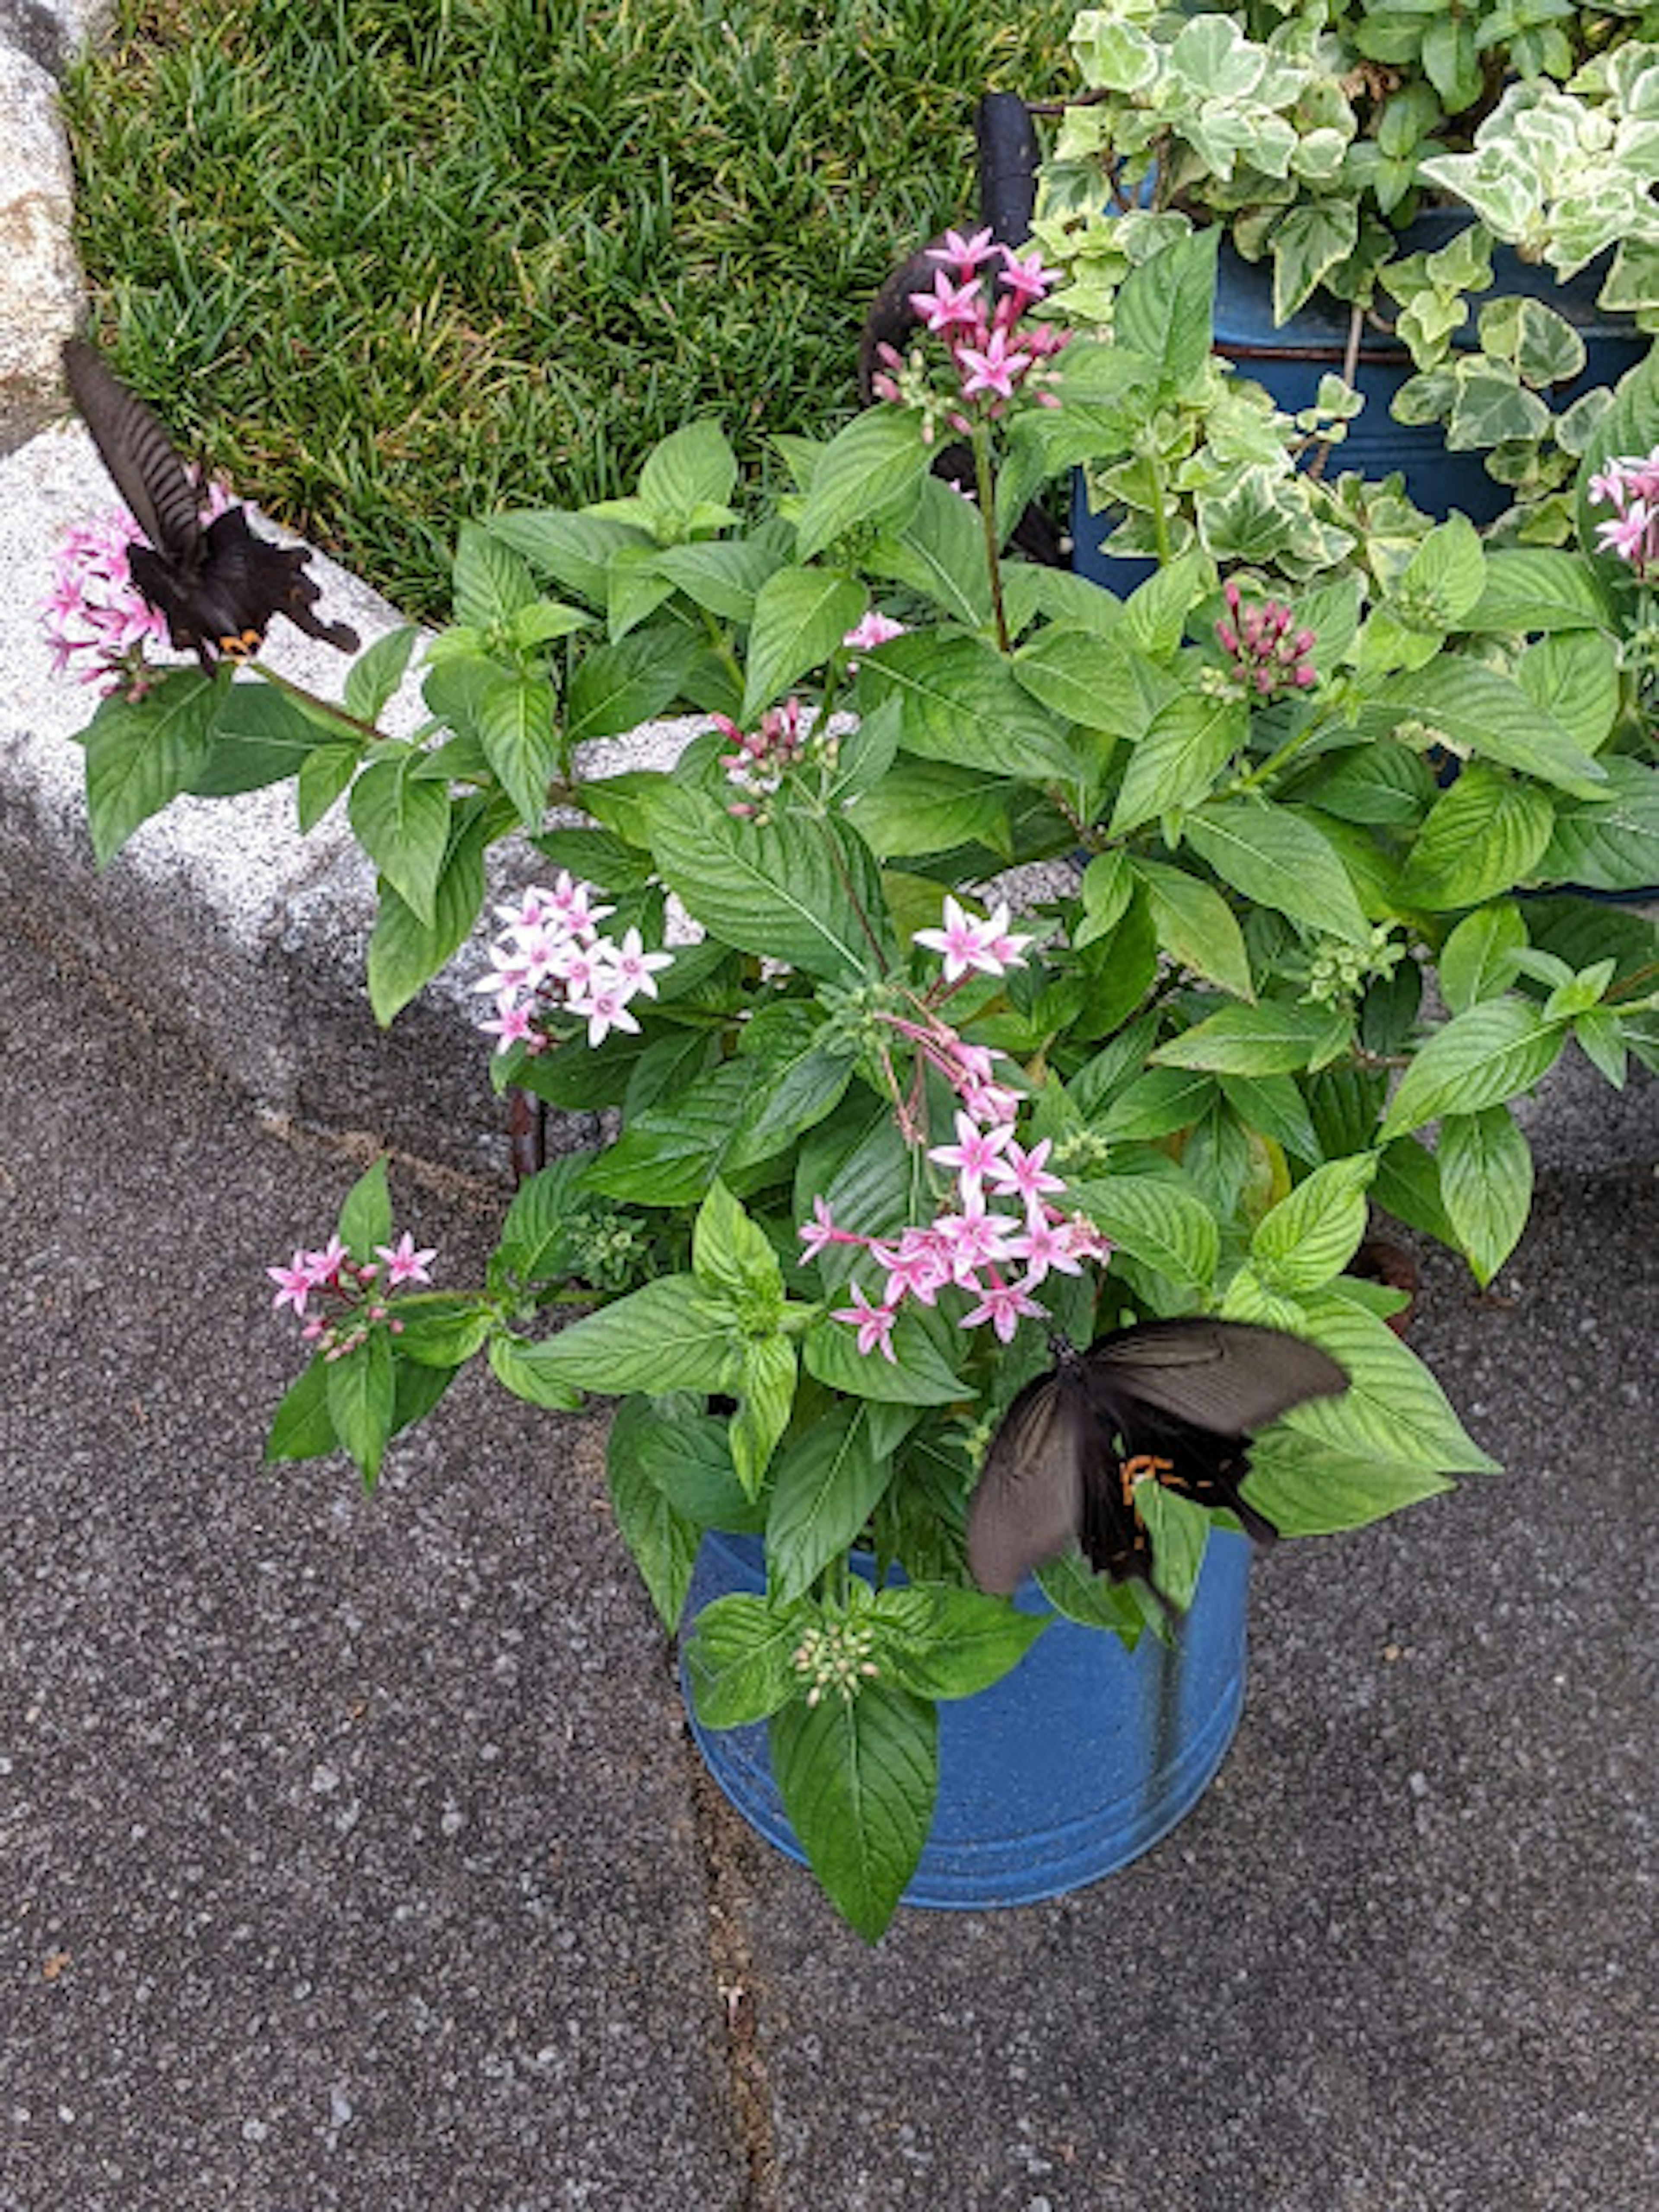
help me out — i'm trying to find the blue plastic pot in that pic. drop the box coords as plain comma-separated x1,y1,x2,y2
680,1526,1252,1910
1071,212,1648,591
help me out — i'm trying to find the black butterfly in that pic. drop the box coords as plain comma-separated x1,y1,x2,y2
966,1320,1349,1607
62,338,359,670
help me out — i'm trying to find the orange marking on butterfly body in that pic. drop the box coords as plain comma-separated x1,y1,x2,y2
1120,1452,1176,1516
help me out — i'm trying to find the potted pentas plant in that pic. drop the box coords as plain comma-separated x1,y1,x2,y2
1033,0,1658,561
52,218,1658,1937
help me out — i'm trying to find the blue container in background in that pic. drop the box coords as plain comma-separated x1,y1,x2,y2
1071,213,1648,591
680,1526,1252,1910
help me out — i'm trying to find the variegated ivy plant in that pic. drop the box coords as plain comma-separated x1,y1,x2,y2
57,226,1659,1939
1036,1,1659,526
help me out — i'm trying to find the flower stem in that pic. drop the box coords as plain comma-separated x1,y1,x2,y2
248,660,385,747
972,425,1012,655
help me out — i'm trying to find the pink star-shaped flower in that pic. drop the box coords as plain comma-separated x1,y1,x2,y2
831,1282,899,1363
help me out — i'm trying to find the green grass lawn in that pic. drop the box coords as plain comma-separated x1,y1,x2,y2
63,0,1076,619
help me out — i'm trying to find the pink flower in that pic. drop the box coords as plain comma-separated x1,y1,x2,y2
568,987,641,1047
1004,1215,1083,1287
375,1233,436,1287
927,226,999,277
304,1236,350,1288
955,329,1033,403
601,927,674,1001
870,1227,955,1307
480,1001,535,1053
933,1192,1021,1283
831,1282,899,1362
985,1136,1066,1213
908,270,984,333
961,1274,1048,1344
928,1110,1015,1200
842,610,908,657
997,246,1062,308
798,1197,849,1263
913,895,1032,983
267,1252,315,1318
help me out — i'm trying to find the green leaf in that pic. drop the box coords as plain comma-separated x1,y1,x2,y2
1439,903,1529,1014
190,683,329,797
634,420,739,535
83,670,221,864
488,510,651,605
1250,1154,1376,1293
607,1402,700,1630
871,1586,1046,1701
391,1295,494,1368
348,750,453,925
1012,626,1142,735
686,1593,804,1726
1469,550,1611,636
1152,1001,1351,1076
1379,997,1566,1138
1539,760,1659,893
1397,766,1555,911
611,1394,766,1534
453,522,537,627
864,475,993,629
1095,1066,1216,1141
860,631,1079,783
770,1679,937,1940
1116,228,1218,390
1033,1551,1147,1642
1272,199,1360,321
1217,1073,1319,1160
693,1180,784,1311
326,1330,396,1487
1133,859,1255,1000
296,740,360,832
487,1332,585,1411
1366,664,1608,798
1110,695,1246,836
344,624,420,722
337,1157,393,1258
1573,1008,1629,1089
476,672,559,826
1438,1106,1533,1287
509,1277,738,1396
365,800,500,1024
1067,1173,1218,1294
565,626,696,745
1243,1430,1454,1536
795,407,932,563
1287,1289,1500,1474
1184,800,1371,946
1135,1483,1209,1614
767,1405,893,1603
731,1333,798,1499
1516,632,1620,759
727,1020,859,1176
646,783,891,983
803,1313,969,1407
264,1357,337,1463
741,566,866,722
846,756,1014,861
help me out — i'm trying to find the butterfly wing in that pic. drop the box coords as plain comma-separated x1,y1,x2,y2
966,1362,1094,1597
1084,1318,1348,1437
63,339,203,570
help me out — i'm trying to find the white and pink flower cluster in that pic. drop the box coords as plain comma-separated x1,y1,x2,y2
801,912,1111,1358
870,227,1068,435
1215,580,1317,699
266,1231,436,1360
1589,448,1659,578
41,486,232,690
474,874,673,1053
